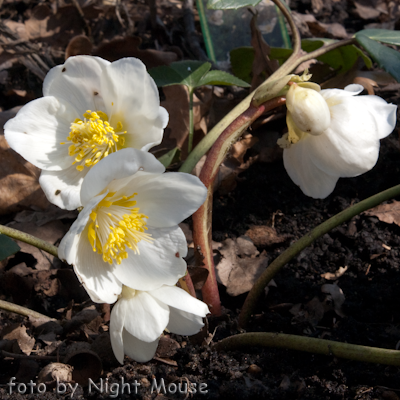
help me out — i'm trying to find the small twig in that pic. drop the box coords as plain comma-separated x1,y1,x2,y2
214,332,400,366
0,224,59,258
239,184,400,328
2,350,57,361
0,299,56,321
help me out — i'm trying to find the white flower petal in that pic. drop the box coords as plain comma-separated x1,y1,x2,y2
73,228,122,303
121,291,169,342
43,56,109,114
128,172,207,228
122,329,159,363
167,307,205,336
100,58,168,151
309,94,396,178
39,167,86,210
58,192,107,263
4,97,73,170
110,302,125,364
283,138,338,199
150,285,209,317
80,148,165,206
113,226,187,291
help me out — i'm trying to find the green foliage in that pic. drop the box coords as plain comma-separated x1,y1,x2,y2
158,147,181,168
356,33,400,82
357,29,400,46
0,234,20,261
149,61,249,92
207,0,261,10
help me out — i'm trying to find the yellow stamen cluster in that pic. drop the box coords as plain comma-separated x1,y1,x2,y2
62,110,126,171
87,192,153,265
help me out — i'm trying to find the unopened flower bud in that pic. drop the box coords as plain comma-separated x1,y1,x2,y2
286,84,331,136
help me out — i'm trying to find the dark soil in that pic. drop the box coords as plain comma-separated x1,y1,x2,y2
1,0,400,399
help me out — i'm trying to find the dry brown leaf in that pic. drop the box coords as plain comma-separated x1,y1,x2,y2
245,225,289,247
230,133,258,164
250,13,279,91
94,36,179,68
353,76,378,95
2,324,35,355
354,0,385,19
65,35,93,59
364,201,400,226
156,335,181,358
321,283,345,317
215,236,269,296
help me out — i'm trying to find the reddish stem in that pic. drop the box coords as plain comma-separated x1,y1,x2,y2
193,97,286,315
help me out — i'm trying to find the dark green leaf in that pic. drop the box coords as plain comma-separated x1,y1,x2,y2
149,61,211,91
0,234,20,261
157,147,180,168
356,33,400,82
197,70,250,87
357,29,400,46
207,0,262,10
230,47,254,83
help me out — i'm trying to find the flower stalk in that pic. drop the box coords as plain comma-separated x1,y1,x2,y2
193,97,286,315
239,183,400,328
0,224,59,258
214,332,400,366
0,299,56,321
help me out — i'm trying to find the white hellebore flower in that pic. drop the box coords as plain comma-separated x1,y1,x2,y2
110,285,209,363
279,83,397,198
58,148,207,304
4,56,168,210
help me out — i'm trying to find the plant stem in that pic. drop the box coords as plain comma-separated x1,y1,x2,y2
188,89,195,153
0,224,59,258
0,299,56,321
239,184,400,328
179,0,302,174
193,97,286,316
178,273,196,297
214,332,400,366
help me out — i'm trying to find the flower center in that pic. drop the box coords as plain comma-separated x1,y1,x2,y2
87,192,152,265
62,110,126,171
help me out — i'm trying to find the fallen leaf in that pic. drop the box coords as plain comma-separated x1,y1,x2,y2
363,201,400,225
245,225,289,247
215,236,269,296
321,283,346,317
156,335,181,358
65,35,93,59
2,324,35,355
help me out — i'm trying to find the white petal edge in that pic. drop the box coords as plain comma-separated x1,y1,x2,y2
43,55,110,115
113,225,188,291
120,291,169,342
167,307,205,336
39,166,87,210
128,172,207,228
150,285,209,317
110,301,126,364
4,97,74,171
122,329,159,363
80,148,165,206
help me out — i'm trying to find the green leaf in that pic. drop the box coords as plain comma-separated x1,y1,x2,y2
149,61,211,91
356,33,400,82
157,147,180,168
198,70,250,87
0,234,20,261
207,0,262,10
357,29,400,46
230,47,254,83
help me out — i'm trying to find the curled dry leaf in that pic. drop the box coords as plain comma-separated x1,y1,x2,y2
156,335,181,358
1,324,35,355
37,363,73,384
245,225,289,247
215,236,270,296
321,283,346,317
363,200,400,226
65,35,93,59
